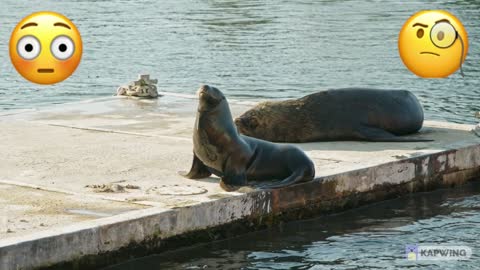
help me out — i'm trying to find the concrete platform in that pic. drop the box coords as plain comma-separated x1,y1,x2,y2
1,94,480,270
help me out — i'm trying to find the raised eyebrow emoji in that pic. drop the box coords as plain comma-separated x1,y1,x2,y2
412,23,428,28
54,22,71,29
20,22,38,29
435,19,451,24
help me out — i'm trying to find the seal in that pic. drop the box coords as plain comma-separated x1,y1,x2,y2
235,88,430,143
181,85,315,191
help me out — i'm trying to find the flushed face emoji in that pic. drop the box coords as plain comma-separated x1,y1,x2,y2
9,11,83,84
398,10,468,78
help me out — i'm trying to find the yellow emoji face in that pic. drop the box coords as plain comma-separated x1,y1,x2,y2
398,10,468,78
9,11,82,85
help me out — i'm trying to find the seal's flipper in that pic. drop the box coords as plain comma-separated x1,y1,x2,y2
180,153,212,179
220,156,248,191
357,126,433,142
220,173,247,191
219,179,242,192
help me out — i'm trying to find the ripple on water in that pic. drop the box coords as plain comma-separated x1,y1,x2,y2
1,0,480,124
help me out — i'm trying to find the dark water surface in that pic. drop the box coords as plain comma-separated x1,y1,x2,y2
1,1,480,124
105,182,480,270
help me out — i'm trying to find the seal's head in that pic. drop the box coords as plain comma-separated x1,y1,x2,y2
235,100,307,142
235,102,271,139
197,85,225,112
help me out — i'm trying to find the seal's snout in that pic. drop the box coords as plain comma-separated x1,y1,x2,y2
234,117,244,130
235,116,257,135
197,85,210,96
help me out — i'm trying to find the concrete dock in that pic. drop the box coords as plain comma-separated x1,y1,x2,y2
1,94,480,270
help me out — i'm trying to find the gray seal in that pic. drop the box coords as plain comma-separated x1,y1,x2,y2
181,85,315,191
235,88,430,142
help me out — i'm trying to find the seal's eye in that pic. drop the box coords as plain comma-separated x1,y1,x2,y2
416,28,424,38
17,35,41,60
51,36,75,60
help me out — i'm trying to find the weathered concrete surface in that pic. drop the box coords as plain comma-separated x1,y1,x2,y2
1,94,480,270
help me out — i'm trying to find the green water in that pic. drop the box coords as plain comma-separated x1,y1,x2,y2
1,0,480,125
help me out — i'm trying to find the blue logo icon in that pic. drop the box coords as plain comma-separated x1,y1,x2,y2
406,244,418,261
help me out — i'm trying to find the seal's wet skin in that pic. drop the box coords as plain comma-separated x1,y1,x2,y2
181,85,315,191
235,88,431,143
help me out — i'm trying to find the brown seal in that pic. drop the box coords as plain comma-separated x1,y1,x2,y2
235,88,430,142
180,85,315,191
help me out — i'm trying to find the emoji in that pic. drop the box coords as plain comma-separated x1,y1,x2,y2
398,10,468,78
9,11,82,85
